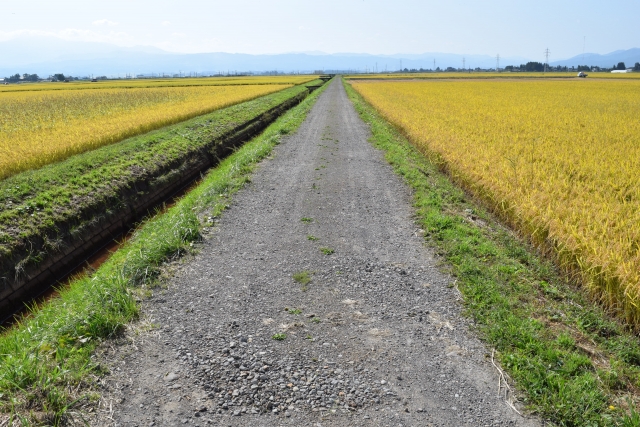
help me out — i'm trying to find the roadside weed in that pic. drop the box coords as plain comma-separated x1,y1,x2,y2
292,271,312,285
319,247,334,255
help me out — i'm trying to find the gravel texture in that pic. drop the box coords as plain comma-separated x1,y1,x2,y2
93,79,541,426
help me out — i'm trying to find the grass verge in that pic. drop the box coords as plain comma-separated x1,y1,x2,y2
0,79,329,426
344,79,640,426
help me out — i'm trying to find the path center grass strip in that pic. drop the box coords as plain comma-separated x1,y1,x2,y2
0,80,328,426
344,79,640,427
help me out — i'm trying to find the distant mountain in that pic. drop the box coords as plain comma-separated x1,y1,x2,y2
550,48,640,68
0,36,529,77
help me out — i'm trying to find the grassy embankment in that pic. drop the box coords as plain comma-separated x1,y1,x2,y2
0,81,327,425
345,79,640,427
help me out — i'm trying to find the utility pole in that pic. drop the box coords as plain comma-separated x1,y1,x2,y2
544,48,551,73
496,54,500,72
400,60,402,72
462,57,465,71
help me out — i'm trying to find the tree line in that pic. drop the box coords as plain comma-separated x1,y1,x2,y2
504,61,640,72
2,73,88,83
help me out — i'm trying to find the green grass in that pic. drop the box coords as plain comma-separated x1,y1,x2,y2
319,247,334,255
300,217,313,223
345,78,640,426
0,79,328,426
272,333,287,341
292,271,312,285
307,235,319,241
287,308,303,315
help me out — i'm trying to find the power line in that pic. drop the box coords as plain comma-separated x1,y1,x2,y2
544,48,551,73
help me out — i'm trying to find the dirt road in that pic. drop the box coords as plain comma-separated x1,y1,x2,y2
95,78,540,427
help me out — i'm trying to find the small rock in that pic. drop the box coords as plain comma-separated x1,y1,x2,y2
164,372,179,382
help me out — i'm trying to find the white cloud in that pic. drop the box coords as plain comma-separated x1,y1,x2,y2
92,19,118,26
161,21,171,26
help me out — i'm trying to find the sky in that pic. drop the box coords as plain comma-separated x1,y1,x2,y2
1,0,638,61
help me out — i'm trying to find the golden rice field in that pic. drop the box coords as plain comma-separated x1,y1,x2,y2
0,83,293,180
347,72,640,80
351,79,640,324
0,75,317,93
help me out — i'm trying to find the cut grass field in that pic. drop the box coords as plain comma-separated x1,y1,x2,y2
351,78,640,327
0,77,328,426
345,79,640,426
0,82,294,180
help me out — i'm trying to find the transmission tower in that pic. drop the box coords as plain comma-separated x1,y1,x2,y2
462,57,465,71
496,54,500,72
433,59,436,71
544,48,551,73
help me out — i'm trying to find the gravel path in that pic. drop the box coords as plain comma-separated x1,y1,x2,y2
94,79,541,427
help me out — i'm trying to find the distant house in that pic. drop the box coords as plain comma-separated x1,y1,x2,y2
611,69,632,73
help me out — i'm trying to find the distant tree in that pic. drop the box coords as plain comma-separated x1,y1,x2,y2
22,73,39,82
524,62,545,72
5,73,21,83
616,62,626,70
504,65,515,71
577,65,590,71
53,73,65,82
634,62,640,71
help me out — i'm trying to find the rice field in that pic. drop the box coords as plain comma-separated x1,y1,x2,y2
346,72,640,80
0,75,317,93
0,82,295,179
351,78,640,324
